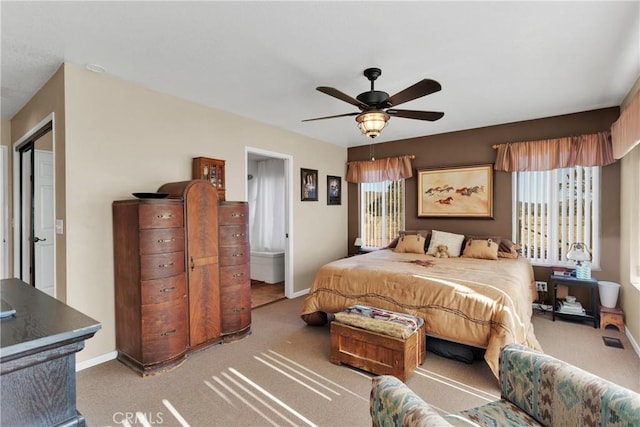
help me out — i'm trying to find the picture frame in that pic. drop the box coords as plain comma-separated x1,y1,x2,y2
327,175,341,205
301,168,318,201
417,163,494,218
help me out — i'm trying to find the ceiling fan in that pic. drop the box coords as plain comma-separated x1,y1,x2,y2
303,67,444,138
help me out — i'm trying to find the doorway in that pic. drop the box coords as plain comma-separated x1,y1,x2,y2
13,117,55,296
0,145,8,279
246,147,293,304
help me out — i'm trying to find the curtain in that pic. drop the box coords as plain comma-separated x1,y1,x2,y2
346,155,413,183
493,131,615,172
612,88,640,159
248,159,285,252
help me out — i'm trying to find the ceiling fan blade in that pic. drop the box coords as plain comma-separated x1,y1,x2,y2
302,112,360,122
386,109,444,121
385,79,442,107
317,86,368,109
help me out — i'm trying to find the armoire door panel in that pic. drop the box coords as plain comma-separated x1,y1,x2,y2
187,264,221,346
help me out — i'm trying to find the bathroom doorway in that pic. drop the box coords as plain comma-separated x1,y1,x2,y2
246,148,293,306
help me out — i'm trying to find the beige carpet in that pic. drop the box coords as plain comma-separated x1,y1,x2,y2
77,297,639,427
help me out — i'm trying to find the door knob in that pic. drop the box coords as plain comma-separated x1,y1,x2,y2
34,236,47,242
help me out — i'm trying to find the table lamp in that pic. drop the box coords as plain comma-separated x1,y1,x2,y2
567,242,591,279
354,237,363,254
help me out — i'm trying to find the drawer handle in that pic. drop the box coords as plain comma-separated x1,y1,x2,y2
161,329,176,336
233,307,245,313
159,262,174,268
158,238,176,243
231,212,245,217
157,213,174,219
233,272,244,278
232,252,244,257
160,286,176,293
232,233,245,238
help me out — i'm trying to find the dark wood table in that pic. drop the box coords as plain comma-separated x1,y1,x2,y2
1,278,101,426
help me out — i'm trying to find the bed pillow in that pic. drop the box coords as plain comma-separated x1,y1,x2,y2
426,230,466,257
394,234,427,254
498,239,520,258
462,238,500,260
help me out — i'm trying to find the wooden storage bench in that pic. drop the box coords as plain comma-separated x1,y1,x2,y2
330,306,426,382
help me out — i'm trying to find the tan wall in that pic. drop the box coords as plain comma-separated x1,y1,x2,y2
619,75,640,345
9,65,67,300
60,63,346,362
620,144,639,346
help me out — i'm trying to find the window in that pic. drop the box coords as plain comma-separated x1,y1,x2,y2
513,166,600,268
360,180,405,248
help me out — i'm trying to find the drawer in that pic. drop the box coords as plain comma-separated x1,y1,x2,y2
218,203,248,225
220,283,251,334
219,225,249,246
220,264,250,287
139,228,185,255
139,204,183,229
141,300,188,364
219,244,250,266
141,251,185,280
141,274,187,305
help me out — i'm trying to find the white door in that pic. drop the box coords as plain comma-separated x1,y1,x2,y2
0,145,7,279
33,150,55,296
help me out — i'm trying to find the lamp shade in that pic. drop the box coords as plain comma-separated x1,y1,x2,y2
354,237,363,247
567,242,591,264
356,111,389,138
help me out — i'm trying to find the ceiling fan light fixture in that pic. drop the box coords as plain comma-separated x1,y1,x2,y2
356,111,389,138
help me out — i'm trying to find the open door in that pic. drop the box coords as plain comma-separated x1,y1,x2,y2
13,120,55,296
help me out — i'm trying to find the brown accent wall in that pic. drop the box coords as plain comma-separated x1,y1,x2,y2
348,107,621,290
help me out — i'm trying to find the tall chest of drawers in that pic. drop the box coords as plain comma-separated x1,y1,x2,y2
112,199,188,375
218,201,251,339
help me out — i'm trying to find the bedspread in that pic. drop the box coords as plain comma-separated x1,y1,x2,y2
301,249,542,379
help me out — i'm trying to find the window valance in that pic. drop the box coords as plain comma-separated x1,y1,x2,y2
493,131,615,172
612,88,640,159
346,155,414,183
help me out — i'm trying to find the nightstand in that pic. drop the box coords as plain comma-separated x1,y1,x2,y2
550,274,599,328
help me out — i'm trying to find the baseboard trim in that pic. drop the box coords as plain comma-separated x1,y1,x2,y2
625,325,640,359
76,351,117,372
290,288,309,299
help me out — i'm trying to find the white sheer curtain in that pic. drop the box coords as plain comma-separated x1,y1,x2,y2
248,159,285,252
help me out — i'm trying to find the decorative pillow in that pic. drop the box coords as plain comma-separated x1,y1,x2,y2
498,239,520,259
387,230,431,251
394,234,427,254
463,235,501,250
462,238,500,260
426,230,466,257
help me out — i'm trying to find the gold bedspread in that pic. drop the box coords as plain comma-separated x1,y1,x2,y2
301,249,542,379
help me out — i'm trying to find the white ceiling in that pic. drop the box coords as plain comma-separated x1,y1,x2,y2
2,1,639,148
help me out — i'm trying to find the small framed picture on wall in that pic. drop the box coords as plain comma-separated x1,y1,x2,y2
327,175,341,205
301,168,318,201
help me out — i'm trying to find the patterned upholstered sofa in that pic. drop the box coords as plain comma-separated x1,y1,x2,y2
371,344,640,427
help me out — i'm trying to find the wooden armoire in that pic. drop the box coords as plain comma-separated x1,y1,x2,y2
113,180,250,375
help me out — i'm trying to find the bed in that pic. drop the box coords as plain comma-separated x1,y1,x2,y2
301,233,542,379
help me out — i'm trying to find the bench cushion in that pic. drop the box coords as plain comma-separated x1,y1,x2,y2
334,305,424,339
